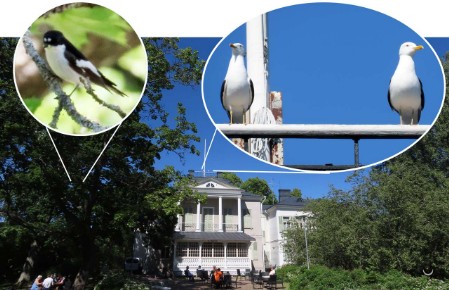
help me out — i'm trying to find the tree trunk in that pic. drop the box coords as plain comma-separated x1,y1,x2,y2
73,233,99,290
73,270,88,290
15,239,38,286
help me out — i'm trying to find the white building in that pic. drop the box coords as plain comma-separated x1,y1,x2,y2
262,189,311,268
173,176,265,275
134,175,311,276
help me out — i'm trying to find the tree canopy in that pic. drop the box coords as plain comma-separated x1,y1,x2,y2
0,37,204,287
220,172,278,205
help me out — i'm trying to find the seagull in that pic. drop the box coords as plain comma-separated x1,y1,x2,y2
221,43,254,124
43,30,127,97
388,42,424,125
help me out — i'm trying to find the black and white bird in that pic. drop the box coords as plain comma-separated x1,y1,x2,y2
221,43,254,124
388,42,424,125
43,30,127,97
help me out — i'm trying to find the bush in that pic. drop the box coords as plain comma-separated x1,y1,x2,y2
277,265,449,290
93,272,150,290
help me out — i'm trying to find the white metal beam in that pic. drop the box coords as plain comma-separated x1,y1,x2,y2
216,124,431,139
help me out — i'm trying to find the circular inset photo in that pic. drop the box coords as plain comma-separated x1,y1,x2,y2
202,3,445,172
14,2,147,136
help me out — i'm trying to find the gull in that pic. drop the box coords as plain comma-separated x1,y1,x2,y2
388,42,424,125
221,43,254,124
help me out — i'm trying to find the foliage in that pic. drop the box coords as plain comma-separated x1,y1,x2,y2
218,173,277,204
0,36,204,286
241,177,277,205
94,272,151,290
279,264,448,290
283,56,449,279
218,172,243,187
290,188,302,200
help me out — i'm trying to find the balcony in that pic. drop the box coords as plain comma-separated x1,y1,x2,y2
180,222,239,232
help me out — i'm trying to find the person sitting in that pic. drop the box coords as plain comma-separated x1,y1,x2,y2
42,274,54,290
54,273,66,290
269,266,276,276
213,268,223,288
30,275,43,290
197,265,208,281
184,266,194,281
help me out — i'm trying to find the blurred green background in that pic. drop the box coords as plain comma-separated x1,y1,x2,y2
15,3,147,135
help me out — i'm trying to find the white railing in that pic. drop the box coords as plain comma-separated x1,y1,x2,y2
179,223,239,232
174,257,251,275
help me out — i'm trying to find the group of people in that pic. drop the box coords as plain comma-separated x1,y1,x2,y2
184,265,231,288
30,273,71,290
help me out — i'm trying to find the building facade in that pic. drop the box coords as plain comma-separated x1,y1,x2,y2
134,175,311,275
172,176,265,275
263,189,311,268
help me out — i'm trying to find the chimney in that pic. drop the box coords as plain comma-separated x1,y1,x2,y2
188,170,194,177
278,189,291,203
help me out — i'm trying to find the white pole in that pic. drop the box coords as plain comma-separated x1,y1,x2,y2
304,219,310,270
247,14,271,160
246,14,269,113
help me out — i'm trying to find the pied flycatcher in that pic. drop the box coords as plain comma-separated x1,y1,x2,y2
43,30,127,97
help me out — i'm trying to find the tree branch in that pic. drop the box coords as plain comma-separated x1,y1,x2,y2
22,30,107,133
80,78,126,118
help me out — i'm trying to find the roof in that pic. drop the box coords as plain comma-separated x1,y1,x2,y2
173,232,255,242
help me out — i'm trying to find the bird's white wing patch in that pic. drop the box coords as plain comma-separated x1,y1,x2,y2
76,59,101,77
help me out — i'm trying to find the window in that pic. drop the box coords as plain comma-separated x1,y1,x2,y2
202,243,213,257
202,242,224,257
206,182,215,188
176,242,188,257
243,209,252,228
238,243,248,257
227,243,237,257
214,243,224,257
224,208,233,223
176,242,199,257
184,207,194,223
189,242,199,257
227,243,248,257
279,216,299,232
224,208,235,231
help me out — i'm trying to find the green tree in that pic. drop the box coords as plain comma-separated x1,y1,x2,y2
0,37,204,288
284,54,449,278
291,188,303,200
241,177,277,205
218,172,243,187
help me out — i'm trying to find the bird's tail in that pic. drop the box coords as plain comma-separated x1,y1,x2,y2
108,85,128,97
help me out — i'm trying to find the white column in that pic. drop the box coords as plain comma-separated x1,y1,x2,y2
224,242,228,271
196,202,201,232
237,197,242,232
175,214,181,231
219,196,223,232
175,201,181,231
173,242,177,271
199,242,203,267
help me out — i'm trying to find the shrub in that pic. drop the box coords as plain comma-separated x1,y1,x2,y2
277,264,449,290
93,272,150,290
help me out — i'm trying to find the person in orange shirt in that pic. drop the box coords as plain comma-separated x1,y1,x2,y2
213,267,223,288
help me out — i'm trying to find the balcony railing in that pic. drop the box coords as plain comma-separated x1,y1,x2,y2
180,222,239,232
174,257,251,274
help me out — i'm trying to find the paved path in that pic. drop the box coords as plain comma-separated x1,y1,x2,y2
141,275,286,290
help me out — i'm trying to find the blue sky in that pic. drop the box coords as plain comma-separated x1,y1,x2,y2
154,6,448,201
202,3,445,170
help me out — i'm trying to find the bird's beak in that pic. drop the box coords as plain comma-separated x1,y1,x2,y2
415,45,424,51
230,43,236,48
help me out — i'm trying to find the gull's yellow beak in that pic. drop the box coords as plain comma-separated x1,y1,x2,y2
415,45,424,51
